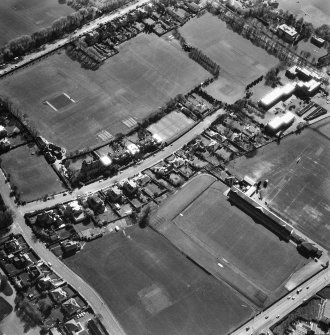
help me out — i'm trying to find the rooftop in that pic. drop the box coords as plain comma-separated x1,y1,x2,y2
278,24,297,37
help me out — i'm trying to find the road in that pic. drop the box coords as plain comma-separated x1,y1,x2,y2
21,108,226,214
0,0,150,78
231,266,330,335
0,172,126,335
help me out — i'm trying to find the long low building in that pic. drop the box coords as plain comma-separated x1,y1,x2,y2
265,111,295,134
259,82,296,109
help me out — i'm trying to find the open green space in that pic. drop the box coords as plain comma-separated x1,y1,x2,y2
228,118,330,249
180,13,278,103
277,0,330,27
65,226,253,335
0,0,73,48
1,144,65,202
0,33,209,152
0,296,12,322
155,174,305,302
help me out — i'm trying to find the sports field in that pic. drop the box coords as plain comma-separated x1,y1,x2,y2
277,0,330,27
0,0,73,47
0,144,65,202
147,111,194,143
65,227,253,335
155,175,305,299
0,34,209,152
180,13,278,103
228,118,330,248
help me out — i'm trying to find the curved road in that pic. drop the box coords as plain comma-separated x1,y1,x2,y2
0,108,224,334
22,108,226,214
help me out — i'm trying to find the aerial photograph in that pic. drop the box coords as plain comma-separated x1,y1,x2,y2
0,0,330,334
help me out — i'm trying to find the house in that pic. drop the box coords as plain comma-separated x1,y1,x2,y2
61,240,80,255
38,276,53,291
0,125,8,139
185,2,200,13
88,318,108,335
311,35,325,47
28,265,42,280
87,195,105,214
50,286,69,303
277,24,298,42
64,319,84,335
62,298,81,317
122,179,138,197
60,201,85,223
126,143,140,156
4,238,21,253
36,211,63,228
107,186,124,203
0,138,10,152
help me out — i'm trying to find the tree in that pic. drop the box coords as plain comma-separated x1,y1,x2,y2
39,299,52,317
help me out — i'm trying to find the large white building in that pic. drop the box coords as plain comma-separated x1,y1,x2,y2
259,83,296,109
265,111,295,134
277,24,298,42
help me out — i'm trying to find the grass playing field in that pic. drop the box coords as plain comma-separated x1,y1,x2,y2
277,0,330,27
0,0,73,48
0,33,209,153
228,118,330,249
154,174,306,306
180,13,279,104
1,144,65,202
65,227,253,335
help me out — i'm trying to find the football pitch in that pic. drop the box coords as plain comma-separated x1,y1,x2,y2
154,174,306,306
228,118,330,249
65,227,253,335
0,0,73,47
0,33,209,152
180,13,278,103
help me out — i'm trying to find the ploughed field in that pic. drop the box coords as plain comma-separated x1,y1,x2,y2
65,227,253,335
0,0,73,47
180,13,278,104
0,144,65,202
153,174,307,307
0,33,209,152
228,118,330,249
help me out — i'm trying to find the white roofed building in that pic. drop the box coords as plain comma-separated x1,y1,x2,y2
259,83,296,109
277,24,298,42
265,111,295,134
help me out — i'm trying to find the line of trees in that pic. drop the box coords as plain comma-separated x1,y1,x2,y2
0,0,133,62
189,48,220,76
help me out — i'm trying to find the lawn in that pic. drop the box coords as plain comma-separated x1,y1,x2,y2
0,0,73,48
277,0,330,27
153,174,306,306
0,33,210,153
65,227,253,335
1,144,65,202
0,296,12,322
180,13,279,104
228,118,330,249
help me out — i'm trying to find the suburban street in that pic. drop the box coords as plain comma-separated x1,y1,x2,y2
21,108,226,214
0,0,150,79
0,171,126,335
232,265,330,335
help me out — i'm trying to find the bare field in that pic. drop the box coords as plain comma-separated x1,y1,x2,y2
0,0,73,47
180,13,278,103
65,227,253,335
0,33,209,152
228,118,330,249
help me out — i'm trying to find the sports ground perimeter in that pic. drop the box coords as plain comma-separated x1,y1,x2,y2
0,33,209,152
65,227,252,335
228,118,330,249
153,174,307,307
